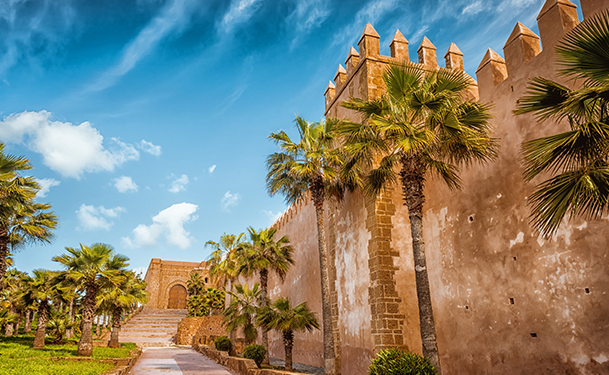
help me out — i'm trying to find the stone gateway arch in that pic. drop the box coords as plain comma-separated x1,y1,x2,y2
144,259,209,309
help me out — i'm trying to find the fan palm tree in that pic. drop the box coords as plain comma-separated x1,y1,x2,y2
46,310,76,344
187,272,206,296
339,63,497,373
52,243,129,356
22,269,60,349
266,116,357,375
223,283,261,345
0,145,57,284
257,297,320,372
0,269,26,336
98,270,148,348
515,9,609,236
206,232,246,288
238,226,294,364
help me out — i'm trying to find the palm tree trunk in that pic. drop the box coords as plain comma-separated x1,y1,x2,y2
14,310,23,336
283,329,294,371
78,283,97,356
228,281,236,355
260,268,270,364
96,316,101,336
0,232,9,284
400,154,442,374
5,305,15,336
66,298,74,338
108,306,122,348
33,301,49,349
311,183,336,375
24,310,32,333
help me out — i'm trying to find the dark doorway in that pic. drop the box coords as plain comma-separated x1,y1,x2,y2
168,284,187,309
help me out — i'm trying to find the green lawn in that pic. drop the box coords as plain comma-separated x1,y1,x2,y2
0,334,137,375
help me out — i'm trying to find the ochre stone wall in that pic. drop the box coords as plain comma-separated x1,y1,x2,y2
265,1,609,374
144,258,210,309
178,316,227,346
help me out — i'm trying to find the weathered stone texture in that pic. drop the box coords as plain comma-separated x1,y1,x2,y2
144,259,210,309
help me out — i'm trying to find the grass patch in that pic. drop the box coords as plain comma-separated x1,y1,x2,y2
0,334,137,374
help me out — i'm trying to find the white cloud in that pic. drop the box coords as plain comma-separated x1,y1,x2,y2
332,0,397,48
221,190,240,211
168,174,189,193
122,202,198,249
76,204,125,231
263,210,282,224
91,0,199,90
114,176,139,193
36,178,60,198
0,110,140,179
462,1,484,15
288,0,331,47
208,165,216,173
220,0,262,34
138,139,162,156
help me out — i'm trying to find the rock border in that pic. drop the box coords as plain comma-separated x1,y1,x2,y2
194,344,300,375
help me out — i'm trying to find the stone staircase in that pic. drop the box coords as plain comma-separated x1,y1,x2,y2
119,308,188,346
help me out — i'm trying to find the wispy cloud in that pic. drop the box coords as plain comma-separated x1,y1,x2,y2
0,1,77,76
138,139,161,156
462,1,484,15
263,209,282,225
168,174,189,193
288,0,331,48
90,0,199,91
331,0,398,49
221,191,240,211
36,178,60,198
208,165,216,173
219,0,263,34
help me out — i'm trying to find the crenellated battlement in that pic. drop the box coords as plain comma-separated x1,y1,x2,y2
270,191,310,231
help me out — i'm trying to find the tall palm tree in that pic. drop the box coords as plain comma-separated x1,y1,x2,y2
0,144,57,283
223,283,261,345
256,297,320,372
238,226,294,364
206,232,246,288
98,270,148,348
266,116,354,375
53,243,128,356
0,269,26,336
515,10,609,236
22,269,60,349
339,63,497,373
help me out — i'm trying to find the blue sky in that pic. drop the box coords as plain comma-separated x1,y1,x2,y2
0,0,583,275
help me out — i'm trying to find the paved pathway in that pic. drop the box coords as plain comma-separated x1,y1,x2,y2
130,347,238,375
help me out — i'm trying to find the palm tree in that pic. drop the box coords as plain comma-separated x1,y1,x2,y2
223,283,261,345
0,144,57,284
22,269,59,349
515,9,609,236
98,270,148,348
238,226,294,364
206,232,246,288
266,116,357,375
256,297,320,372
339,63,497,372
46,310,76,344
187,272,206,296
0,269,26,336
53,243,128,356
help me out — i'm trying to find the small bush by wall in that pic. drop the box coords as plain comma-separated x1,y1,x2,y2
243,344,267,368
368,348,436,375
214,336,232,352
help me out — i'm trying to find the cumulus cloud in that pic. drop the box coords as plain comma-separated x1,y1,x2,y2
76,204,125,231
221,191,240,211
137,139,161,156
168,174,189,193
36,178,60,198
122,202,198,249
208,165,216,173
0,110,140,179
114,176,139,193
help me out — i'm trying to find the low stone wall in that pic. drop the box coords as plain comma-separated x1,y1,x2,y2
193,344,298,375
49,349,142,375
177,315,226,346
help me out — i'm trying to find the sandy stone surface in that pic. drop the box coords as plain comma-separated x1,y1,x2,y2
130,347,238,375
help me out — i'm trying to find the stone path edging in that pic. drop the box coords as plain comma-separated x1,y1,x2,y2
195,345,300,375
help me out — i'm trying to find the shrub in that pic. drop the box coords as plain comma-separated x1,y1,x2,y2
214,336,232,352
243,344,267,368
369,348,436,375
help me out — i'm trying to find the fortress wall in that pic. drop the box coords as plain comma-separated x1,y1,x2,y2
265,1,609,374
144,258,208,309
